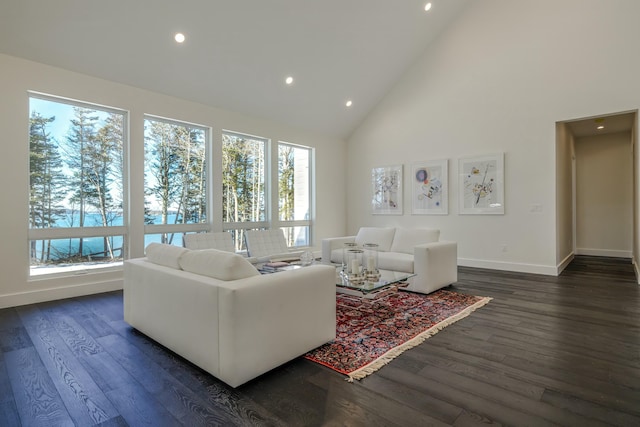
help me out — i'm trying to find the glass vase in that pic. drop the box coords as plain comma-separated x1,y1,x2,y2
363,243,380,281
342,242,358,272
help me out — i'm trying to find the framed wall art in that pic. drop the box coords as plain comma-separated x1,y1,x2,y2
411,159,448,215
371,165,403,215
458,153,504,215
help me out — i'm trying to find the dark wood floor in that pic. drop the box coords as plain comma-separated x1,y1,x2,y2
1,256,638,426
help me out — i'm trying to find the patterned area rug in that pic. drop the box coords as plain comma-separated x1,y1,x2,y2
304,289,491,381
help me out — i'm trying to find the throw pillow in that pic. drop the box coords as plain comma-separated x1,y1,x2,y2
354,227,396,252
390,228,440,254
145,242,189,269
179,248,260,281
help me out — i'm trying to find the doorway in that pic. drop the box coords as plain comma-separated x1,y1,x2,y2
556,111,637,275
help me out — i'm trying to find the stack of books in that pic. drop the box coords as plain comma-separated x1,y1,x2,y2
260,261,291,271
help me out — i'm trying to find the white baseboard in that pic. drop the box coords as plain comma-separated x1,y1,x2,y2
556,253,575,275
633,257,640,285
457,258,558,276
0,279,123,309
575,248,632,258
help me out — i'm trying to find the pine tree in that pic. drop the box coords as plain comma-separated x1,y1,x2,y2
181,127,206,224
146,121,182,243
222,134,265,251
279,145,295,219
29,112,65,262
84,114,123,259
65,107,100,257
102,113,125,258
102,113,124,211
145,121,207,245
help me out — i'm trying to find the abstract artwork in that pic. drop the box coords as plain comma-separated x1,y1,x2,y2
371,165,403,215
459,153,504,214
412,160,448,215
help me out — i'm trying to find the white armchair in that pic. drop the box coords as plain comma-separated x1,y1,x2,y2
244,229,304,261
183,232,235,252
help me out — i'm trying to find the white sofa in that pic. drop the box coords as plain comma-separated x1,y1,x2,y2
322,227,457,294
124,243,336,388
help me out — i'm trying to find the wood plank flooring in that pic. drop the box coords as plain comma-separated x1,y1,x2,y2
0,255,638,426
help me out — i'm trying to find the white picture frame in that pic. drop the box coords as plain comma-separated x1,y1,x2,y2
458,153,504,215
371,165,403,215
411,159,448,215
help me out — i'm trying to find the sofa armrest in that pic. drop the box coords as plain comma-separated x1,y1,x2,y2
410,241,458,294
124,259,221,376
321,236,356,264
217,264,336,387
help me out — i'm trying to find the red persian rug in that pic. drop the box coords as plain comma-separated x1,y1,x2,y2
304,289,491,381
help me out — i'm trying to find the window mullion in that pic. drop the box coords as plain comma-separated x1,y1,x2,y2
28,226,127,240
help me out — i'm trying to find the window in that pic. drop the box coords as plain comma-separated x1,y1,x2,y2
144,116,209,247
27,94,314,278
222,131,267,251
221,134,313,251
278,142,312,247
28,94,126,276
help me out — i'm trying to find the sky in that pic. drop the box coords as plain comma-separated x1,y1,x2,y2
29,96,202,213
29,96,118,210
29,96,115,146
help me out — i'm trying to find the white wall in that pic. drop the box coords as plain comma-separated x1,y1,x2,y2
634,120,640,282
0,53,347,308
555,122,575,271
575,132,633,257
347,0,640,275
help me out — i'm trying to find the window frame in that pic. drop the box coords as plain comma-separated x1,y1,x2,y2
221,130,270,250
143,114,212,245
27,92,129,278
276,141,314,248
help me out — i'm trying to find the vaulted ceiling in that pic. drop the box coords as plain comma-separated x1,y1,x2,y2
0,0,470,139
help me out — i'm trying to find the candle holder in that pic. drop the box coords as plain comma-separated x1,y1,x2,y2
341,248,364,285
342,242,358,273
363,243,380,281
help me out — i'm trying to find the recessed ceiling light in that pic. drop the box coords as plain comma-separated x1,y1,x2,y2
174,33,185,43
424,2,432,11
345,100,353,107
285,76,294,85
597,125,604,130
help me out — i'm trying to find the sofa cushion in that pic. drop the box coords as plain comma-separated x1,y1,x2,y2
390,228,440,255
179,248,260,281
145,242,189,269
377,252,414,273
354,227,395,252
329,248,343,264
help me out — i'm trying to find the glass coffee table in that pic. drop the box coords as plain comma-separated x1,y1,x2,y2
335,268,415,299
